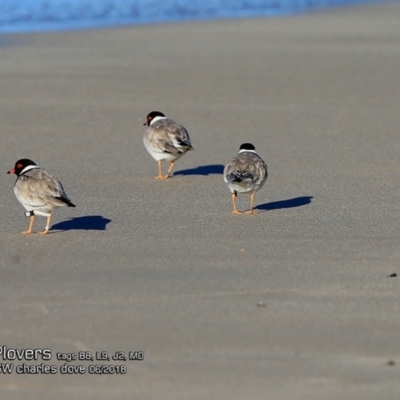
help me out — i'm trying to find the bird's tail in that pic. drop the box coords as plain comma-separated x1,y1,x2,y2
176,139,194,151
227,171,254,183
56,196,76,207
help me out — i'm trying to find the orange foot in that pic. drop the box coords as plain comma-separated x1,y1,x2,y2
40,230,49,235
244,210,258,214
232,210,242,215
155,174,170,180
21,230,34,234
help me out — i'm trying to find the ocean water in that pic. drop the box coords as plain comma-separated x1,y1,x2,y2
0,0,385,33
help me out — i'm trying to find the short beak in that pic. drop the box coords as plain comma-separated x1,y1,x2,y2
143,122,147,126
7,168,15,174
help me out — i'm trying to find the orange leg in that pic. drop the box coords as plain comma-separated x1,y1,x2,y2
165,161,175,178
155,160,174,179
21,215,34,234
231,193,241,215
154,160,164,179
244,193,257,214
40,215,52,235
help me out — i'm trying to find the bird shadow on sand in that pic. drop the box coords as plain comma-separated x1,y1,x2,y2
256,196,313,211
174,164,224,176
51,215,112,232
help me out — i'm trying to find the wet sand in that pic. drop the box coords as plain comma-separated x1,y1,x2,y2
0,3,400,399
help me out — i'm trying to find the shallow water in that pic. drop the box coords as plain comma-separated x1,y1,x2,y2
0,0,383,33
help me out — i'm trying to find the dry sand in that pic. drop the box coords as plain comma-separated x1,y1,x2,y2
0,3,400,399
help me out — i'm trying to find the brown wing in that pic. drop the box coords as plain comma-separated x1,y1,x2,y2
224,152,268,185
146,118,193,154
15,168,73,208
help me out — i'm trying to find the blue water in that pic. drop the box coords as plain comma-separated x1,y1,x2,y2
0,0,386,33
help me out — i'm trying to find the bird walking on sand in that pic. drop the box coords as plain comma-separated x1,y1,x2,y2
143,111,194,179
7,159,76,234
223,143,268,214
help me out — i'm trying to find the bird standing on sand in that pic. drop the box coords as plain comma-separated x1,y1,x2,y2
143,111,194,179
7,159,76,234
223,143,268,214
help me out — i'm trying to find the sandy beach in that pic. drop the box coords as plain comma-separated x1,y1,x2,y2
0,3,400,399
